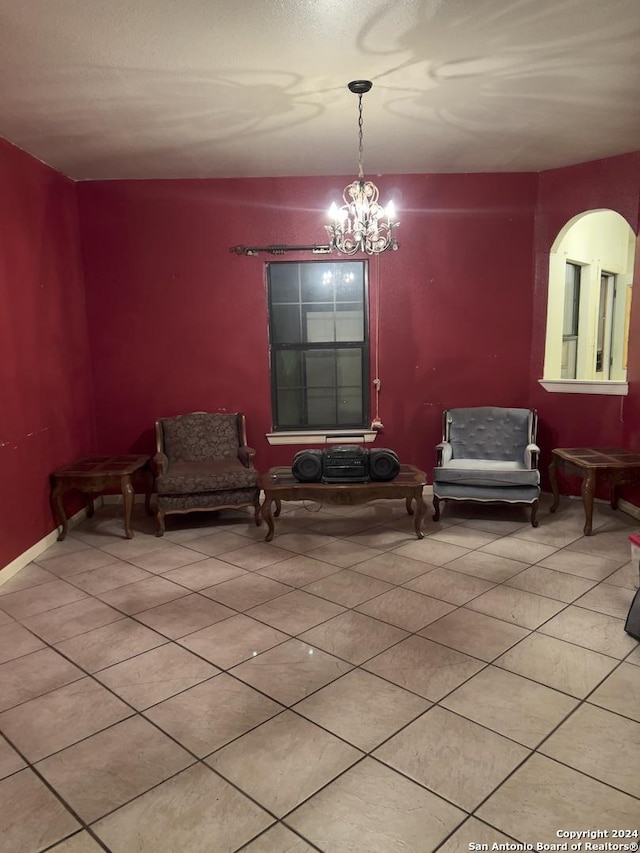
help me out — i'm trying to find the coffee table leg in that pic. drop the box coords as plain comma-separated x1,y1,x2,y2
549,459,560,513
50,480,68,541
405,497,414,516
121,475,135,539
581,469,596,536
261,495,275,542
84,493,95,518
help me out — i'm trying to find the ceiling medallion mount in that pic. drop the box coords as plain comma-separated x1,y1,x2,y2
347,80,372,95
326,80,399,256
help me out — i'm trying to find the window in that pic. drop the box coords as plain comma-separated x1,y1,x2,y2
596,272,616,376
561,262,581,379
267,260,368,430
542,209,635,394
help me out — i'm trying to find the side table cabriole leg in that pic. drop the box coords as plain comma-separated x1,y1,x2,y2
121,475,135,539
549,459,560,513
581,468,596,535
50,479,68,541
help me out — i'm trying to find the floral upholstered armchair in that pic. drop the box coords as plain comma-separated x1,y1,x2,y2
432,407,541,527
153,412,260,535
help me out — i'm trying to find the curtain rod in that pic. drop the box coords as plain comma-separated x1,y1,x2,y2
229,244,332,257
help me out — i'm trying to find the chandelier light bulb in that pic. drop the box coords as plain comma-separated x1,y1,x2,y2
326,80,399,255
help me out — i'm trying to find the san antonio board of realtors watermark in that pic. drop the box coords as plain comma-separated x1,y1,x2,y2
469,829,639,853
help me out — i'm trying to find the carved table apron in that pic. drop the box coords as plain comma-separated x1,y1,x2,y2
259,464,428,542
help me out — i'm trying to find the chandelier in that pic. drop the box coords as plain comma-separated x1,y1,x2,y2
327,80,399,255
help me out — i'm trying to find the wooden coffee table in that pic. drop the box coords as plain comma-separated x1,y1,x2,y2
50,455,153,540
549,447,640,535
259,464,428,542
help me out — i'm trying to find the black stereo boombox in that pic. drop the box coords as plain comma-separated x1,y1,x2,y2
292,446,400,484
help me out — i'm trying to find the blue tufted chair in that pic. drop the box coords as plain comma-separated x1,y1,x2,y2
432,407,540,527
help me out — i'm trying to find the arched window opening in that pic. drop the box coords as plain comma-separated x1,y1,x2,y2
543,210,635,387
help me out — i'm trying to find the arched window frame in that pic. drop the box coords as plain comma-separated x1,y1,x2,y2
540,209,635,396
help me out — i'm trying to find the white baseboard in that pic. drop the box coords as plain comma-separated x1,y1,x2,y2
102,494,149,505
3,489,636,587
560,493,639,522
618,497,640,522
0,508,88,586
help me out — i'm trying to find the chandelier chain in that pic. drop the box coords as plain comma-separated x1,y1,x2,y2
357,94,364,180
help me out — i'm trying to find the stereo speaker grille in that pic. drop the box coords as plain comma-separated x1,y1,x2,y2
291,449,323,482
369,448,401,481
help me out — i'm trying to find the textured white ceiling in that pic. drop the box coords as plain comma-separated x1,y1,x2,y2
0,0,639,180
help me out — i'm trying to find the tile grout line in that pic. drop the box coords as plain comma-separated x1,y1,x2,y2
1,499,638,851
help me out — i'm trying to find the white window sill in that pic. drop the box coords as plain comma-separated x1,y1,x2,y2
539,379,628,396
266,430,378,446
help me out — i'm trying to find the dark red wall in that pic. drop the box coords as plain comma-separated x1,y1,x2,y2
76,172,538,472
529,153,640,495
0,138,95,569
3,144,640,571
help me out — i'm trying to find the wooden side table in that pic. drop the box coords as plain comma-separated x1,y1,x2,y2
50,455,153,540
549,447,640,535
259,464,428,542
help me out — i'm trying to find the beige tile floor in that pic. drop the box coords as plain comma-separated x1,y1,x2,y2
1,493,639,853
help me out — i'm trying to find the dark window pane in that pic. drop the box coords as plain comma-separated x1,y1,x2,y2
300,262,365,303
334,265,363,301
300,264,334,302
271,304,301,343
337,349,362,386
300,278,329,304
305,350,335,387
274,350,302,387
276,388,304,428
306,389,337,426
338,392,363,424
270,264,299,303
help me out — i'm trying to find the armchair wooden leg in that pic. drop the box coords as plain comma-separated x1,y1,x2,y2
531,500,539,528
156,510,166,537
432,495,441,522
253,491,261,526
